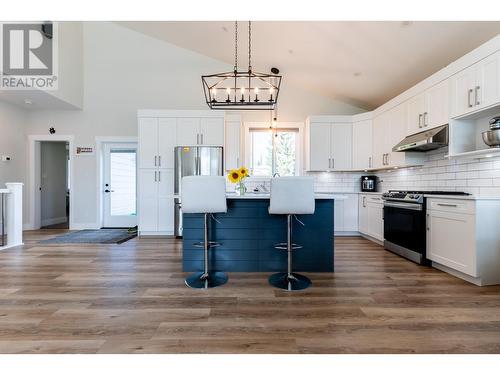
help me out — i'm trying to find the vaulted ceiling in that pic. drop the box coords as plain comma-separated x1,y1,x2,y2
119,21,500,110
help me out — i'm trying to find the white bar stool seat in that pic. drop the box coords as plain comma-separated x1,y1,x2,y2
182,176,228,289
268,177,315,291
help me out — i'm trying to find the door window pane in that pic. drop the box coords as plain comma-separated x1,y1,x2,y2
110,150,137,216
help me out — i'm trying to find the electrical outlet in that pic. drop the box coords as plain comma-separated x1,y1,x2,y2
1,155,11,162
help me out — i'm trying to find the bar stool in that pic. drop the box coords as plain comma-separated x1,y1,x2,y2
268,176,315,291
182,175,228,289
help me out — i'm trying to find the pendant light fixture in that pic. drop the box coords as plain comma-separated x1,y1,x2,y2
202,21,282,110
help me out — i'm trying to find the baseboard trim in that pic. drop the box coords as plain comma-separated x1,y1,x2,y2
432,262,486,286
70,223,100,230
335,231,360,236
41,216,68,226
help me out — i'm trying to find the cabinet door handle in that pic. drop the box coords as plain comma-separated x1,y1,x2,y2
436,203,458,207
386,153,390,166
475,86,480,105
236,157,240,167
158,171,161,182
201,134,204,144
418,114,423,128
196,134,199,144
154,155,157,167
423,112,428,127
328,158,331,169
154,171,157,182
363,196,366,208
368,156,372,168
332,158,335,169
158,155,161,167
468,88,474,108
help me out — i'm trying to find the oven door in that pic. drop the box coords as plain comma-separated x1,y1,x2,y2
383,201,426,255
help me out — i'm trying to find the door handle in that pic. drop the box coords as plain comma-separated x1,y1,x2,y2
418,114,423,128
475,86,480,105
468,88,474,108
423,112,428,127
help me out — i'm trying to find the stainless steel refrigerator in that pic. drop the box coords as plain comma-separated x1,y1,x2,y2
174,146,224,237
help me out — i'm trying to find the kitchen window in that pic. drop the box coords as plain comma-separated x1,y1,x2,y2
245,122,303,176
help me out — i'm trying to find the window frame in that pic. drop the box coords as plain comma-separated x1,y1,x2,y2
244,121,304,177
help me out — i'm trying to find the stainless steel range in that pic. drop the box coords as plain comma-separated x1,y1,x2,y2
382,190,470,264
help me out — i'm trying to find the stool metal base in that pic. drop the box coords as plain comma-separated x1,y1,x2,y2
269,272,311,291
185,271,228,289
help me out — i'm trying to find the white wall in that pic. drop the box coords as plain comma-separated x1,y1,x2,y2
0,101,27,187
40,142,68,225
23,21,364,228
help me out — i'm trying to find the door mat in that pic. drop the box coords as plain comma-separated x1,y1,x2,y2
39,229,137,244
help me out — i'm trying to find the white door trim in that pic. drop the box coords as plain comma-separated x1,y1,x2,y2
27,134,75,230
95,137,138,228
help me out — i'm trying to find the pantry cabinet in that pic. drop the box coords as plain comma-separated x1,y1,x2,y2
138,118,177,169
451,50,500,118
306,117,352,171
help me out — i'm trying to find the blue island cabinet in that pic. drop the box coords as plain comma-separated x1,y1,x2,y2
182,198,334,272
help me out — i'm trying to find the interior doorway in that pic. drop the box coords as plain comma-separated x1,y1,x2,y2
39,141,70,229
102,143,138,228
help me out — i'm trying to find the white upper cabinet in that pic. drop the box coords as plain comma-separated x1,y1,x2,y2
372,111,389,169
407,80,449,135
451,50,500,118
407,92,426,136
425,79,450,129
200,118,224,146
352,119,373,170
308,122,332,171
330,123,352,170
387,102,408,167
224,118,241,171
177,118,201,146
306,120,352,171
157,118,176,169
138,118,159,169
176,117,224,146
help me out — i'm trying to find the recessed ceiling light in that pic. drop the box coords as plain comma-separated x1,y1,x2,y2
354,72,361,77
401,21,413,28
288,49,294,55
24,99,33,105
221,26,228,32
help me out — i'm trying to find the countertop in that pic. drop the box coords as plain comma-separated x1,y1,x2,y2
226,192,347,200
424,194,500,201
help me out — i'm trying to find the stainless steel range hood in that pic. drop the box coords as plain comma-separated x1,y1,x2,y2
393,125,449,152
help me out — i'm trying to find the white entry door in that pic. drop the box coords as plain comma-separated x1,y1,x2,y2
103,143,138,228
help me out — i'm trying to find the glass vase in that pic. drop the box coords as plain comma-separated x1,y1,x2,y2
235,181,247,196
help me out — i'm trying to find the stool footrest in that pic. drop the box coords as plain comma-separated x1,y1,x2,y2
274,242,303,250
193,241,222,248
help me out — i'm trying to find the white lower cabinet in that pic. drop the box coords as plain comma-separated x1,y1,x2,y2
138,168,175,235
358,194,384,241
427,198,500,286
334,193,359,234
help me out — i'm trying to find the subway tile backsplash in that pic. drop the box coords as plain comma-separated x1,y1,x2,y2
228,148,500,197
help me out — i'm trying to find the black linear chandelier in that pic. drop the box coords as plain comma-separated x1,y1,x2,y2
202,21,282,110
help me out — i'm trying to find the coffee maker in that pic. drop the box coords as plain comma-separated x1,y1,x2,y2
361,176,378,192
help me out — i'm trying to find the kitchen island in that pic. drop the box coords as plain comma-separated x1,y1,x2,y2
182,193,344,272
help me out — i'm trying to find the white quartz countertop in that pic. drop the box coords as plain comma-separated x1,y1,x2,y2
424,194,500,201
226,192,347,200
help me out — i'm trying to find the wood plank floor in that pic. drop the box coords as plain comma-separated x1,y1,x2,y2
0,230,500,353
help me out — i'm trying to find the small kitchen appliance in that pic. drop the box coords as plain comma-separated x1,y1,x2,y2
361,175,378,192
482,116,500,148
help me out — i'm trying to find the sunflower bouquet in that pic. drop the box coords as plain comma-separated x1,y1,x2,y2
228,167,250,195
